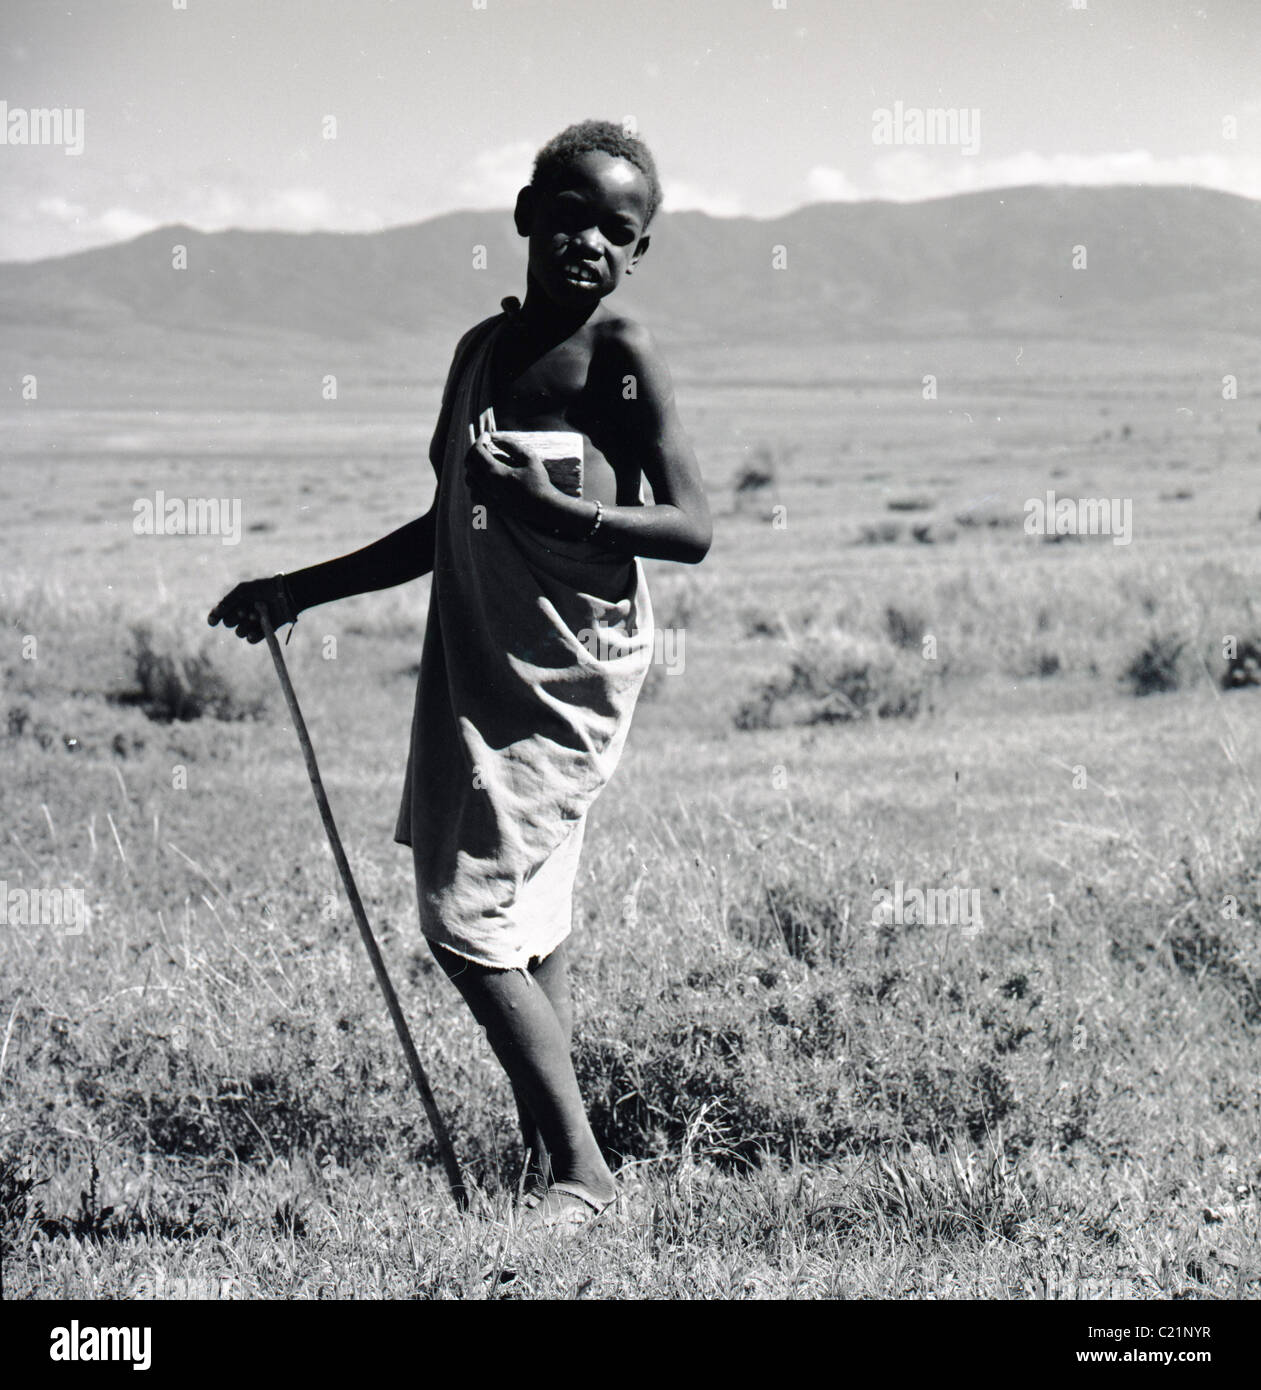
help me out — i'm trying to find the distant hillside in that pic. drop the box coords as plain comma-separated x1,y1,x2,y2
2,185,1258,407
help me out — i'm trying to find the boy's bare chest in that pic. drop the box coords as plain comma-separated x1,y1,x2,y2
487,335,599,433
483,325,632,505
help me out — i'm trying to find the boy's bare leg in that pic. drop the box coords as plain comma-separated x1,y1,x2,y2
430,940,617,1207
510,1080,550,1190
511,942,576,1190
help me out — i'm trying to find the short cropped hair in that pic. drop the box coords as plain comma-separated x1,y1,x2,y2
531,120,663,226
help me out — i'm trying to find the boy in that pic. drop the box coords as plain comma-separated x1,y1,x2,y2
209,120,711,1227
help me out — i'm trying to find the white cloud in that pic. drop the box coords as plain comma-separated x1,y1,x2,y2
803,166,863,203
454,141,536,207
3,181,388,260
800,151,1261,207
863,149,1261,203
96,206,161,240
122,185,381,237
29,198,155,245
265,187,334,225
661,179,746,217
245,186,379,232
37,195,86,221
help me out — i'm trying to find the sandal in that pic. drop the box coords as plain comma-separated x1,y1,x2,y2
517,1181,618,1229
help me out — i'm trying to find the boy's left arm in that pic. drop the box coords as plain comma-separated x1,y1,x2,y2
581,321,712,564
468,322,711,564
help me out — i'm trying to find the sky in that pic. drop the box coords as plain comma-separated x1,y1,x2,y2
1,0,1259,261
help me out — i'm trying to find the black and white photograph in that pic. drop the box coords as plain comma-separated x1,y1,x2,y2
1,0,1259,1337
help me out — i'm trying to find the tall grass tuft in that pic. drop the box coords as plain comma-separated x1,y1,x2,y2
735,633,931,729
1120,631,1190,696
114,624,266,723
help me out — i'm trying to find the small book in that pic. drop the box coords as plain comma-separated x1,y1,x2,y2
491,430,584,498
474,407,584,499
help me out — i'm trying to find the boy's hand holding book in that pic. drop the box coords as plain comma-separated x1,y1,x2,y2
464,425,590,538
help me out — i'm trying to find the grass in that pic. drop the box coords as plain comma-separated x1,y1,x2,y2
4,568,1259,1298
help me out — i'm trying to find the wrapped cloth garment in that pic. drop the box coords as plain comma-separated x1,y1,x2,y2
395,313,654,968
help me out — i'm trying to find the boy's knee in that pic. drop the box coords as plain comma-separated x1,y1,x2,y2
428,939,532,1022
427,938,464,977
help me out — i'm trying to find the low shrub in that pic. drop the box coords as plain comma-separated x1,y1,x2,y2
1120,631,1191,696
114,624,265,723
735,633,932,729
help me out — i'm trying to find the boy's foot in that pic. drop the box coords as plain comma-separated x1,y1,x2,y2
517,1166,551,1202
517,1180,618,1230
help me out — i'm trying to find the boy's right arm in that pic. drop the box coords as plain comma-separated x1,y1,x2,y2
280,385,453,610
209,401,448,644
209,319,489,643
285,506,438,610
207,507,437,643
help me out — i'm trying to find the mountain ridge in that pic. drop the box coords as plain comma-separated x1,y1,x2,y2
3,185,1257,408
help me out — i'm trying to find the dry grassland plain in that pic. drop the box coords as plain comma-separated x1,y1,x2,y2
2,332,1260,1299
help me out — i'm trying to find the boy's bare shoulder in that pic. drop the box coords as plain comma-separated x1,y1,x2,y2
593,310,657,358
438,313,501,387
591,312,672,392
454,312,504,359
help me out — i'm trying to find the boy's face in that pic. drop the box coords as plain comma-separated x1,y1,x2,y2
518,151,652,307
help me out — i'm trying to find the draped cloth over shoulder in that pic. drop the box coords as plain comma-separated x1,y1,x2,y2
395,314,654,969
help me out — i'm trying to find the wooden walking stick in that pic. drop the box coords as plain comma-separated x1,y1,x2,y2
256,603,467,1210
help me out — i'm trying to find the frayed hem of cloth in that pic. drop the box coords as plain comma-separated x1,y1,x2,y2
419,926,572,975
